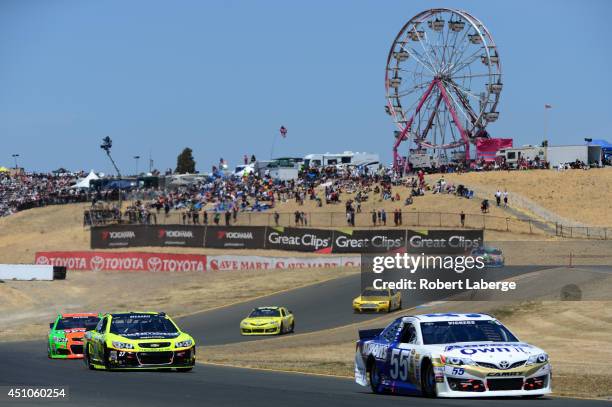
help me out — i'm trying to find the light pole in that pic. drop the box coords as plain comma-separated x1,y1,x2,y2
11,154,19,169
134,155,140,176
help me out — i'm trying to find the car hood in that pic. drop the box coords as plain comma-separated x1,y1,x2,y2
433,342,544,364
64,329,87,340
355,296,389,302
115,332,182,340
242,318,280,325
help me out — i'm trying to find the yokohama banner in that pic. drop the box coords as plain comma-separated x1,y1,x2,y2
204,226,265,249
35,251,207,272
91,225,204,249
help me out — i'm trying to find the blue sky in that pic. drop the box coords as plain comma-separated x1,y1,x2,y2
1,0,610,174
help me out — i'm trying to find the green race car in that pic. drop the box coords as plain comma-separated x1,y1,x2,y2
48,313,101,359
83,311,195,371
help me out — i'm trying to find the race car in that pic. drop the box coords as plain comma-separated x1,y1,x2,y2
82,311,195,371
355,313,551,398
240,306,294,335
471,246,505,268
48,313,100,359
353,287,402,313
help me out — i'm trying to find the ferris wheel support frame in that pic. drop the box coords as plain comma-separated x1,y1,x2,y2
392,78,471,171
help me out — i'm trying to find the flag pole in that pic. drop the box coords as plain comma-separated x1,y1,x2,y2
270,131,278,159
544,104,552,143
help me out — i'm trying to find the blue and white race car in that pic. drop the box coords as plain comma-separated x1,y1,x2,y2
355,313,551,398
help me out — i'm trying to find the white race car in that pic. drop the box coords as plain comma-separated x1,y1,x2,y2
355,313,551,398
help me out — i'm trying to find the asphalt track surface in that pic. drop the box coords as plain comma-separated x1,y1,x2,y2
177,266,546,346
1,267,608,406
178,273,390,345
1,341,609,407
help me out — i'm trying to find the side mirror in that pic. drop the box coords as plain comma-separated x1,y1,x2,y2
49,323,54,329
289,310,293,315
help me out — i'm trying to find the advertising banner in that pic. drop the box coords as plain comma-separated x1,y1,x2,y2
264,227,333,253
154,225,204,247
91,225,151,249
207,255,360,271
90,225,485,254
35,251,360,272
331,228,406,253
35,251,207,272
91,225,204,248
204,226,266,249
405,229,484,254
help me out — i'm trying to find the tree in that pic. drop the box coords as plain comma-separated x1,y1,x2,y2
176,147,196,174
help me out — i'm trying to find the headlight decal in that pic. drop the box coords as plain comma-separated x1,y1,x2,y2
175,339,194,348
111,341,134,349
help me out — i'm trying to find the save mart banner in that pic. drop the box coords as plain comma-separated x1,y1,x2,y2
90,225,483,254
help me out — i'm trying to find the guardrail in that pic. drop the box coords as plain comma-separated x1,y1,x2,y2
83,209,583,237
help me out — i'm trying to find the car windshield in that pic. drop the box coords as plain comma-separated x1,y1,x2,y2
56,316,100,330
249,308,280,318
109,314,179,337
420,320,518,344
362,289,388,297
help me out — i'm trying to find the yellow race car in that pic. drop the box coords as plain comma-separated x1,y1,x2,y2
82,311,195,371
353,287,401,313
240,306,295,335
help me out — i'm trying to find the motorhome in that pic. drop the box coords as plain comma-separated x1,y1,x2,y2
303,151,379,169
495,145,546,167
254,157,302,181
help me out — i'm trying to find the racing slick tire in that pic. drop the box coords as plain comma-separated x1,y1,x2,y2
368,359,385,394
290,321,295,333
397,300,402,311
102,345,111,370
280,322,285,335
421,360,438,398
84,344,95,370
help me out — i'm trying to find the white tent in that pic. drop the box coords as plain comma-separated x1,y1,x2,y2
72,170,99,189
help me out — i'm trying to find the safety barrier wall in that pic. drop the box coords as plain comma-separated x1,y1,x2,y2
90,225,484,254
34,251,361,272
0,264,54,280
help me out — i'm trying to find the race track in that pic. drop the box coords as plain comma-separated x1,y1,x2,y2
1,342,609,407
1,266,607,406
178,273,392,345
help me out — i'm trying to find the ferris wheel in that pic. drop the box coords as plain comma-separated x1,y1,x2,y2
386,8,502,168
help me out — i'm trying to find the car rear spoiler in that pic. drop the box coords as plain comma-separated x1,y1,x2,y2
358,328,384,341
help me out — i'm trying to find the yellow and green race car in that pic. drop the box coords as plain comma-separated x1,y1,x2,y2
83,311,195,371
353,287,402,313
240,306,295,335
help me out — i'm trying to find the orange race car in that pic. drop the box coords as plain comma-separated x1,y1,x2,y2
48,313,101,359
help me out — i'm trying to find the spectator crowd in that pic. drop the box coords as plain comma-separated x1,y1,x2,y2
0,172,90,217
